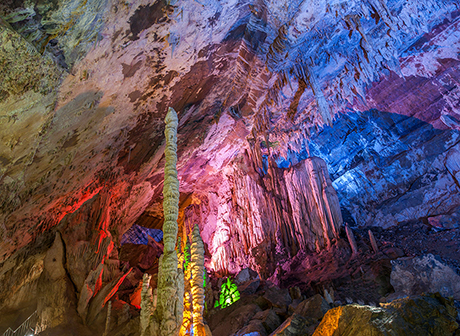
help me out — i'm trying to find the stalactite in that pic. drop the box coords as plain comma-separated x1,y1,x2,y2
190,224,207,336
295,63,332,125
267,25,290,72
148,107,184,335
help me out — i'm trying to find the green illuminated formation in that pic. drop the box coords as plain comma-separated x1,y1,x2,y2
215,278,240,309
184,240,191,272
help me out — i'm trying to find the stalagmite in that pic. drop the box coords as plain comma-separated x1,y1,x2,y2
102,301,112,336
368,230,379,253
345,225,358,257
190,224,208,336
180,238,192,336
147,107,184,335
140,274,153,336
179,291,192,336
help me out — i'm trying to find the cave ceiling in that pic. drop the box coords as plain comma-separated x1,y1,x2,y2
0,0,460,265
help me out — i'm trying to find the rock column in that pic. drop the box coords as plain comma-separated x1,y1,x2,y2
191,224,206,336
152,107,184,335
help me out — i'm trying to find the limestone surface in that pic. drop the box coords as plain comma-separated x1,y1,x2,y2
390,254,460,300
313,293,458,336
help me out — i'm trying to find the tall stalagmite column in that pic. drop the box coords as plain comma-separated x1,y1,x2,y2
190,224,206,336
154,107,184,335
140,274,153,336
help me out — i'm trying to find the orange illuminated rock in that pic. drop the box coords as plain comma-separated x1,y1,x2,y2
313,293,458,336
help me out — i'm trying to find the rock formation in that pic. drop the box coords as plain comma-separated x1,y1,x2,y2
140,274,153,336
36,232,76,332
102,301,112,336
345,225,358,257
179,235,192,335
313,293,458,336
368,230,379,254
190,224,207,336
147,107,184,335
271,294,331,335
206,155,343,276
0,0,459,271
390,254,460,300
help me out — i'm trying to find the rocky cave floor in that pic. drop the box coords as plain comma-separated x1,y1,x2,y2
203,222,460,335
3,221,460,336
272,222,460,305
374,221,460,272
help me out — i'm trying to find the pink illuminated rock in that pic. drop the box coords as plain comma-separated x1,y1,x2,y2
205,156,342,277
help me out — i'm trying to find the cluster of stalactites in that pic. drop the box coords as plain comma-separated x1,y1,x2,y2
260,0,458,128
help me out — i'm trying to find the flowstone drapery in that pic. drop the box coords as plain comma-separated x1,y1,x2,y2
143,107,184,335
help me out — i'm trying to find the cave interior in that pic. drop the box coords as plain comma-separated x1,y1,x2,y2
1,0,460,335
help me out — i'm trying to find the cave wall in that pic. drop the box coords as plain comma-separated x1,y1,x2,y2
309,109,460,229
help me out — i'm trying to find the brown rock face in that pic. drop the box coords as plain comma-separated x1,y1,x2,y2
271,294,330,336
36,232,82,333
313,293,458,336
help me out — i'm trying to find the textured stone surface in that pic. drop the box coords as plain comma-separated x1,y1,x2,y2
146,107,184,336
312,293,458,336
305,109,460,228
254,309,281,335
235,268,260,285
209,302,262,336
190,224,206,335
0,0,458,268
390,254,460,300
271,294,330,336
36,232,84,333
205,156,342,277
